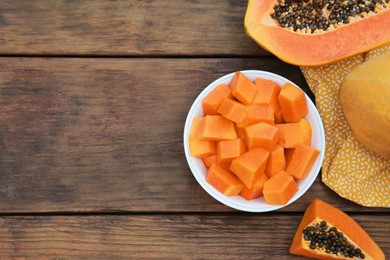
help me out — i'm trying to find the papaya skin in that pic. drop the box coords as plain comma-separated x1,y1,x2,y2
340,53,390,159
289,200,385,260
244,0,390,66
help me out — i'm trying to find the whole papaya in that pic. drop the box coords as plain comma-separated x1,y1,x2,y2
340,53,390,159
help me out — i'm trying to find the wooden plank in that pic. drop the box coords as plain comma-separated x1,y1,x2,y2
0,57,387,213
0,214,388,259
0,0,266,56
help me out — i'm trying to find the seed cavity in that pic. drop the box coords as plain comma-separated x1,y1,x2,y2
302,220,366,259
271,0,389,34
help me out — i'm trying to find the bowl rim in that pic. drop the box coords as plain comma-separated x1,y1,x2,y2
183,70,325,212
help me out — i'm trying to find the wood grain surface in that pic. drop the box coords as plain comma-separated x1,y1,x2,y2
0,214,388,259
0,0,266,56
0,0,388,258
0,57,387,213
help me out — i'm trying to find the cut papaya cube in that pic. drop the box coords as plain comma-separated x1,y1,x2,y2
278,82,308,123
202,154,217,169
253,77,281,106
198,115,237,141
263,170,298,205
217,98,248,123
244,122,278,151
236,103,274,129
265,145,286,178
276,122,305,148
286,144,320,180
206,163,244,196
290,199,385,260
298,118,312,146
228,71,258,105
189,138,216,159
202,84,233,115
216,138,247,164
240,173,268,200
230,147,269,189
189,117,204,139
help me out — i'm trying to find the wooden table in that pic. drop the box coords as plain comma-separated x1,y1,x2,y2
0,1,388,258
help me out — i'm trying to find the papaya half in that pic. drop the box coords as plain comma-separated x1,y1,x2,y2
244,0,390,66
340,52,390,159
290,199,384,260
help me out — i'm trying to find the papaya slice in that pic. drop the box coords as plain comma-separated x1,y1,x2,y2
244,0,390,66
290,199,384,260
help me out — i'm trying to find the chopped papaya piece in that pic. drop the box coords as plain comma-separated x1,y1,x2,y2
278,82,308,123
197,115,237,141
265,145,286,178
253,78,281,104
298,118,312,146
203,156,232,171
286,145,320,180
228,71,258,105
240,173,268,200
217,138,247,164
276,123,304,148
230,147,269,189
217,98,248,123
202,154,218,169
189,117,204,139
202,84,233,115
189,138,216,158
236,103,274,128
253,78,283,123
244,122,279,151
206,163,244,196
263,170,298,205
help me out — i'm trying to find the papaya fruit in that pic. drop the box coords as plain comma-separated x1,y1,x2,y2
202,84,233,115
290,199,384,259
189,71,322,205
263,170,298,205
206,163,244,196
278,82,308,123
244,0,390,66
340,53,390,159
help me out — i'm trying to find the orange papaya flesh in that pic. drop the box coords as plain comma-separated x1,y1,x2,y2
189,72,321,204
244,0,390,66
189,138,216,159
278,82,308,123
286,144,320,180
198,115,237,141
202,154,218,169
229,71,258,105
236,103,274,128
298,118,312,146
263,170,298,205
290,199,384,260
240,173,268,200
202,84,233,115
206,163,244,196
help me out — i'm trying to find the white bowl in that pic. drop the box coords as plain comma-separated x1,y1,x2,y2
183,70,325,212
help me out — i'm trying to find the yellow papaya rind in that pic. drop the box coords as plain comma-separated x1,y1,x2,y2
339,52,390,159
